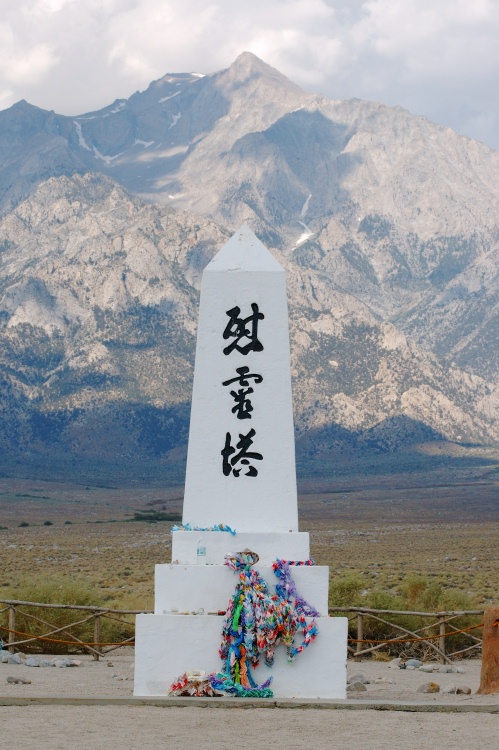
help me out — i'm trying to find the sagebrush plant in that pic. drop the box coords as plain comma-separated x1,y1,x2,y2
1,575,134,654
328,574,365,607
105,591,153,613
329,574,482,658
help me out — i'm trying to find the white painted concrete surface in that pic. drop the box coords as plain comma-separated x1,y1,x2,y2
182,226,298,533
154,564,329,616
171,530,310,566
134,614,348,699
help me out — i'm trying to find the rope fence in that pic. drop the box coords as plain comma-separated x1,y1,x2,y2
329,605,485,663
0,599,150,660
0,599,485,662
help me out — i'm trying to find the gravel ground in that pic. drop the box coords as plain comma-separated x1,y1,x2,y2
344,657,496,705
0,653,496,704
1,705,498,750
1,654,497,750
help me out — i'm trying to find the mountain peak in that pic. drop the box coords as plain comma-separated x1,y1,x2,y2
11,99,46,114
220,51,305,95
232,51,273,72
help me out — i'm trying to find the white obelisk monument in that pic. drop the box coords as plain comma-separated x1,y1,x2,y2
183,226,298,532
134,226,347,698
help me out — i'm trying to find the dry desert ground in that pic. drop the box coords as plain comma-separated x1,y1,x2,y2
1,653,498,750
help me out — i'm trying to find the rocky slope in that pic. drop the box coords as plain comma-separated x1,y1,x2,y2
0,174,228,476
0,173,497,483
0,53,498,481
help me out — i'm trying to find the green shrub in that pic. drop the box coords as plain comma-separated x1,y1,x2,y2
329,574,364,607
0,575,134,654
329,575,482,659
126,511,182,523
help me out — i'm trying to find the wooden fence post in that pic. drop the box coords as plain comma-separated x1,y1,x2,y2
355,614,364,662
438,616,446,663
93,612,101,662
8,606,16,653
477,606,499,694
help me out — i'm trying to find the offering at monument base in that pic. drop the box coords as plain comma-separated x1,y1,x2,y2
134,226,348,699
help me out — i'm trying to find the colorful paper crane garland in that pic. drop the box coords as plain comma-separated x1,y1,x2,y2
171,522,237,535
168,550,319,698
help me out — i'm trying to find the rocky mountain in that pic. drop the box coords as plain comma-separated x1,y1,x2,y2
0,173,229,480
0,53,498,483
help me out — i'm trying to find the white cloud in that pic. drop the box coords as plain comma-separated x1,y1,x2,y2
37,0,77,12
1,0,499,148
3,44,58,86
0,88,14,108
0,21,57,86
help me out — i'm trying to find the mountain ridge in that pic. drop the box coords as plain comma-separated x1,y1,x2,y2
0,53,498,482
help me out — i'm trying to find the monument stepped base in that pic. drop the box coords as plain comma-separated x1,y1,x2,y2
134,613,348,699
154,562,330,615
171,530,310,566
135,538,348,699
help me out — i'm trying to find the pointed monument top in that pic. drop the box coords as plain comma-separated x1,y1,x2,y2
205,225,283,273
183,223,297,532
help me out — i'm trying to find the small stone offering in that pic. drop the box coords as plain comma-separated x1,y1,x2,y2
388,657,403,669
406,659,423,668
347,681,367,692
7,654,23,665
417,681,440,693
347,673,369,684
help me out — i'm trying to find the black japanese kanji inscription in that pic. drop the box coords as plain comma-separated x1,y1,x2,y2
223,303,264,355
222,366,264,420
221,428,263,477
222,366,263,388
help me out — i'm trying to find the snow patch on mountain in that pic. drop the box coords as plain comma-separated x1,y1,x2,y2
92,147,123,165
110,102,127,114
159,91,181,103
169,113,181,129
300,194,312,218
293,221,314,248
74,121,91,151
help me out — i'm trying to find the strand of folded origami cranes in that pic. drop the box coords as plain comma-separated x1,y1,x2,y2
168,551,320,698
209,550,319,697
171,522,237,535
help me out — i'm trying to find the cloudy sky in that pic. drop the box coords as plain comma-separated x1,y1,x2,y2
2,0,499,149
